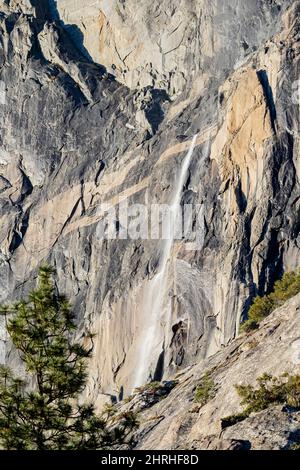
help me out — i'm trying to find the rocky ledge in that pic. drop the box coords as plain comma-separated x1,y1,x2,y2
116,293,300,450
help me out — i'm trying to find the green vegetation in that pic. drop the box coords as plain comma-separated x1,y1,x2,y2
290,443,300,450
236,373,300,411
134,380,178,408
221,373,300,429
241,270,300,333
220,412,248,429
194,373,217,405
135,382,162,394
0,266,137,450
123,394,135,404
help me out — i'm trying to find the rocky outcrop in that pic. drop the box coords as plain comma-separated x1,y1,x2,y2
54,0,294,100
120,294,300,450
0,0,299,405
217,407,300,451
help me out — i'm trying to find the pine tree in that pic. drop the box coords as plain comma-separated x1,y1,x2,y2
0,266,137,450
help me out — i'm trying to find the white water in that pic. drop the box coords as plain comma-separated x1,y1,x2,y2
133,134,198,389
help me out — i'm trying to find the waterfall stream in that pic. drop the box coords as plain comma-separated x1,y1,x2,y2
133,134,198,389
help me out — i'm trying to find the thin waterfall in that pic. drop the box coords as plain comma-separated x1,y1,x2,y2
133,134,198,389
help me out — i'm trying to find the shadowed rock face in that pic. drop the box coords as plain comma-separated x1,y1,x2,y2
0,0,299,402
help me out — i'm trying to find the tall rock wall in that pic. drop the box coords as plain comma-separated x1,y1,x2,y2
0,0,299,402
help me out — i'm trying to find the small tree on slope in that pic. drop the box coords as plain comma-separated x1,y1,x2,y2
0,266,136,450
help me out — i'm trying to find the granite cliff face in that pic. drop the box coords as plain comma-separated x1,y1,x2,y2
0,0,299,411
120,293,300,450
